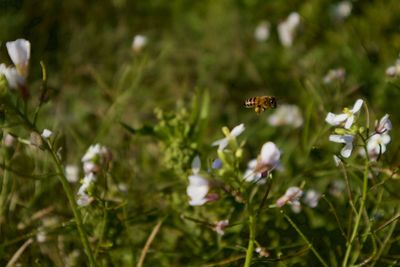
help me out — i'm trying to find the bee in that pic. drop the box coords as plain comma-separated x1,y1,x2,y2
244,96,277,114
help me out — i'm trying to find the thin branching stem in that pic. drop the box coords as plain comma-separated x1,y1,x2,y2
282,211,329,267
342,158,369,267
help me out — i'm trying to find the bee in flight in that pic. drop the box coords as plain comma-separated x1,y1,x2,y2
244,96,277,114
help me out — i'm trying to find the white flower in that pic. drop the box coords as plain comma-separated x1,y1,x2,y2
332,1,352,21
65,165,79,183
213,219,229,235
212,123,245,151
77,194,92,207
329,134,354,158
187,175,211,206
325,99,363,129
132,35,147,52
81,144,110,173
41,129,53,139
243,159,263,183
303,190,321,208
76,173,97,206
367,133,391,158
276,186,303,208
254,21,270,42
0,64,24,89
256,142,281,173
278,12,301,47
267,104,303,128
6,39,30,77
323,68,346,84
375,114,392,134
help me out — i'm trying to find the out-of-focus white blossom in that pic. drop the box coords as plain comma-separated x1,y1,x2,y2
278,12,301,47
212,123,245,151
329,134,354,158
187,175,212,206
276,186,303,208
267,104,303,128
375,114,392,134
256,247,270,258
3,133,16,147
41,129,53,139
213,219,229,235
81,144,110,174
329,180,345,198
132,35,147,52
254,21,270,42
65,165,79,183
303,189,321,208
77,172,97,206
332,1,352,21
323,68,346,84
386,59,400,77
325,99,363,129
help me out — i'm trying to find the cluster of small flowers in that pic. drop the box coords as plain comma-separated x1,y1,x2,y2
275,187,321,213
326,99,392,160
0,39,30,98
325,99,364,158
76,144,111,206
267,104,303,128
254,12,301,47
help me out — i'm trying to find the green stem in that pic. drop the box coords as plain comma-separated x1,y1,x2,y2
244,214,255,267
47,144,97,266
342,159,369,267
283,211,329,267
0,158,11,219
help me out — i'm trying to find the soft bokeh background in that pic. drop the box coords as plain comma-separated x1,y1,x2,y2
1,0,400,266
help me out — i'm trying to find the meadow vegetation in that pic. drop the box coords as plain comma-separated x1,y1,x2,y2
0,1,400,266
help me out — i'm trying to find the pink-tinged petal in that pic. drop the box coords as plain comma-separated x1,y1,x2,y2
351,99,363,113
341,142,353,158
230,123,245,137
344,115,354,129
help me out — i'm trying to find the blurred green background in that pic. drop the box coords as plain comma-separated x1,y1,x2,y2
1,0,400,266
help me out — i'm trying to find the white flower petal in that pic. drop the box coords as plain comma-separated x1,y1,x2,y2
341,142,353,158
351,99,363,113
6,39,31,69
260,142,280,166
230,123,245,137
344,115,354,129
